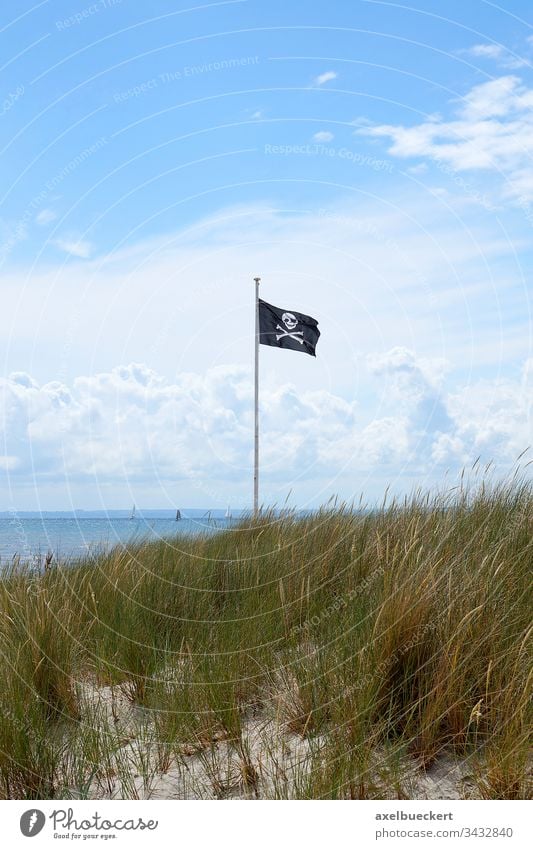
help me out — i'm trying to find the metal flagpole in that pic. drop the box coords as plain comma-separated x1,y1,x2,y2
253,277,260,515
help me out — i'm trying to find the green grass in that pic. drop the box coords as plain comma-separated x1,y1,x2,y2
0,476,531,799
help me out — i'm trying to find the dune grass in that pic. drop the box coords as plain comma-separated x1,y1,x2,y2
0,476,531,799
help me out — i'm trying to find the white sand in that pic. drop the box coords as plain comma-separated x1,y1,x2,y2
72,680,475,800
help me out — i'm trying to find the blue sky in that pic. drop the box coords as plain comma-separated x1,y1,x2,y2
1,0,532,509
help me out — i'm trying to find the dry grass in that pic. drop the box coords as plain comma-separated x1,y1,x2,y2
0,474,531,798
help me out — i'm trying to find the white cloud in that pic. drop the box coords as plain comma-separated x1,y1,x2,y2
0,363,355,498
314,70,337,86
443,375,532,465
459,76,521,119
312,131,334,142
35,209,57,226
368,346,448,393
461,42,531,70
463,44,505,60
54,236,94,258
501,56,531,71
366,347,452,455
1,352,531,507
357,75,533,200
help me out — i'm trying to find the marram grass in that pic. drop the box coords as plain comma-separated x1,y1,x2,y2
0,478,531,799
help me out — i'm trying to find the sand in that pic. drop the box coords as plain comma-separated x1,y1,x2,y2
71,680,476,800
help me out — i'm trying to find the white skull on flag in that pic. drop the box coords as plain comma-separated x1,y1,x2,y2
281,312,298,330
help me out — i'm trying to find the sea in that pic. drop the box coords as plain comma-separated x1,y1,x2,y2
0,510,243,565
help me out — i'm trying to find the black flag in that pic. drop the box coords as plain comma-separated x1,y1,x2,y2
258,299,320,357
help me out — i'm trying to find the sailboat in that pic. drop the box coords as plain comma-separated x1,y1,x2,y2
175,509,181,521
129,504,136,520
225,505,232,521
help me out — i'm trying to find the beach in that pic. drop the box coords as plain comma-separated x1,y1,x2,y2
0,481,530,800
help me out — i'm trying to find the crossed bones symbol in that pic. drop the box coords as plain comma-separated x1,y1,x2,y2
276,324,304,344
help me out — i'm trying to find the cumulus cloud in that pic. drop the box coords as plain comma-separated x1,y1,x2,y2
444,363,533,464
364,347,452,464
0,364,356,499
314,70,337,86
356,75,533,200
1,353,531,506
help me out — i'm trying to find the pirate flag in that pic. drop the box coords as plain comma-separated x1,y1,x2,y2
258,299,320,357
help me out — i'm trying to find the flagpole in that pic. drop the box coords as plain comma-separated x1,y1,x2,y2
253,276,260,515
